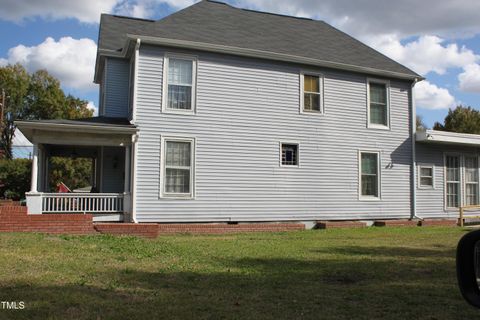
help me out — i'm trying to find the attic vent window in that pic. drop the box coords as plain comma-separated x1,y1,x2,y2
281,143,299,166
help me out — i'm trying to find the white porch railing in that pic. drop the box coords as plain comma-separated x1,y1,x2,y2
41,193,124,213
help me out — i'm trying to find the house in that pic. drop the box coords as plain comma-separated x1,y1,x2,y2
15,0,480,225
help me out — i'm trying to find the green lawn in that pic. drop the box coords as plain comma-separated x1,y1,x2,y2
0,227,477,319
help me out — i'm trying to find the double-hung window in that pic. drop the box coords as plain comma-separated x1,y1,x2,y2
367,79,389,128
360,152,380,199
163,54,196,113
301,73,323,113
418,165,434,188
445,155,461,208
465,156,479,206
161,137,195,198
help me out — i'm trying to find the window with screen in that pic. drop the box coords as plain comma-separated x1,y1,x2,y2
281,143,299,166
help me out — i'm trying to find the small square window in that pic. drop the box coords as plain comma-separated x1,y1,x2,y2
418,165,434,189
281,144,298,166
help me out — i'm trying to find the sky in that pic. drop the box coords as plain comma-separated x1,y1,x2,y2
1,0,480,144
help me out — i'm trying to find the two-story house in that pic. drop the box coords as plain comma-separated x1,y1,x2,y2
17,0,480,224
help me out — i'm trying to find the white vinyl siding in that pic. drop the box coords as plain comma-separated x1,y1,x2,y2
359,151,380,200
300,73,323,113
465,155,479,206
445,155,461,208
160,137,195,198
162,54,197,113
135,45,412,223
367,79,389,129
418,164,434,189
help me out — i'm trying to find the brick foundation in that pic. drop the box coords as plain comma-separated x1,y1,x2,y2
94,223,159,238
418,219,458,227
315,221,367,229
0,205,94,235
374,219,419,227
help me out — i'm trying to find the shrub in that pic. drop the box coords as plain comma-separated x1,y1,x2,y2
0,158,31,200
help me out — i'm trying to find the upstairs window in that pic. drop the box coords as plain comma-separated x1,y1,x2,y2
301,73,323,113
360,152,380,199
368,79,389,128
163,55,197,113
281,143,299,166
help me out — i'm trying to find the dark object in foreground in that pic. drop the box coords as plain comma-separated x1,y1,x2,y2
456,229,480,308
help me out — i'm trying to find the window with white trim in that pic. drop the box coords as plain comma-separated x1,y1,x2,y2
367,79,389,128
418,165,434,188
465,155,479,206
163,55,196,112
360,152,380,199
301,73,322,113
281,143,299,166
446,155,460,208
161,137,195,198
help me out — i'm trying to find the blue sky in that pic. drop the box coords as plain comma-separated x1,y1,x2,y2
1,0,479,131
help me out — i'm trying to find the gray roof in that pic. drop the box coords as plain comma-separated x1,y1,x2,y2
98,0,420,79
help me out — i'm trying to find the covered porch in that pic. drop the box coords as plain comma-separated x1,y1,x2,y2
16,117,138,222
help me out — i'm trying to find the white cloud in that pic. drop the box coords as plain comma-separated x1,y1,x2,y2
87,101,98,116
237,0,480,39
2,37,97,92
415,81,456,110
0,0,118,24
364,35,478,76
115,0,197,19
458,63,480,93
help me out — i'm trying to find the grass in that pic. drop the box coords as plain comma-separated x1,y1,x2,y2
0,227,477,319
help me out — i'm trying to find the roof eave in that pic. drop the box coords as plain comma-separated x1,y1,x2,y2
16,120,138,143
416,130,480,147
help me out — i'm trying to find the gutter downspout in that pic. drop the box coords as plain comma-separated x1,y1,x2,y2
411,78,422,220
131,38,141,223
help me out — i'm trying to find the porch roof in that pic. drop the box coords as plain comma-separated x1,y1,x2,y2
416,130,480,147
16,117,138,143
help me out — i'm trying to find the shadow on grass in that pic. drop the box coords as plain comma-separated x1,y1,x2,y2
0,246,475,320
310,245,456,259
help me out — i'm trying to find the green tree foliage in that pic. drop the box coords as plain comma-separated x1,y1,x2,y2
48,157,93,192
0,158,31,200
0,64,93,159
433,105,480,134
416,115,428,132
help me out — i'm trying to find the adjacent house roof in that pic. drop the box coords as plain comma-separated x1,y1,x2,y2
416,130,480,147
96,0,421,82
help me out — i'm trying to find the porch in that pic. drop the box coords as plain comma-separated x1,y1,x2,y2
16,117,138,222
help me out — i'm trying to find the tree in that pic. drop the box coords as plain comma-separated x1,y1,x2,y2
0,64,30,159
0,64,93,159
0,158,31,200
433,105,480,134
416,115,427,132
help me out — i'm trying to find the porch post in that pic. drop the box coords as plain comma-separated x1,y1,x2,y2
26,142,42,214
123,145,132,221
124,145,131,192
30,143,39,192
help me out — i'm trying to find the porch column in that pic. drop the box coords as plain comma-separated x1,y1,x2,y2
124,145,131,192
123,145,132,221
26,142,42,214
30,143,39,192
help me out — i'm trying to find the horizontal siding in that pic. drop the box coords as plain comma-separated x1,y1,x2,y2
134,45,413,222
105,58,130,118
416,143,480,219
